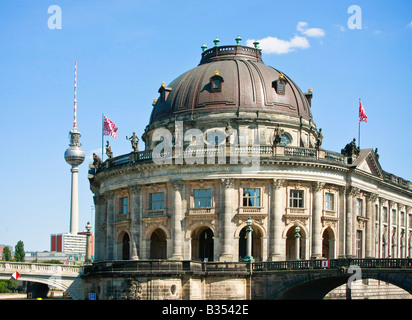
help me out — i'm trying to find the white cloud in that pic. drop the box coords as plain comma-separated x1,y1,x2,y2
297,21,326,37
246,21,324,55
246,35,310,54
407,21,412,28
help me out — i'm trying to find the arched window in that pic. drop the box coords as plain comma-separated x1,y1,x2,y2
150,228,167,259
272,73,287,95
122,233,130,260
209,71,224,92
158,82,171,102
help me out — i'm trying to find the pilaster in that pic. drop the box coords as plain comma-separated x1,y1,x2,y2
269,179,285,261
311,182,325,259
220,178,234,261
170,180,184,260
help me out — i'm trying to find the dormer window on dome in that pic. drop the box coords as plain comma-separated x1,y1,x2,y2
273,73,287,95
158,82,172,102
210,70,224,92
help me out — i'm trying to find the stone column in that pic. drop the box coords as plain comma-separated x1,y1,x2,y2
378,198,385,258
93,194,106,262
338,187,346,258
345,187,358,258
365,193,377,258
388,200,393,257
351,187,360,257
129,185,142,260
220,178,234,261
270,179,284,261
406,207,411,258
105,190,115,260
311,182,325,259
171,180,184,260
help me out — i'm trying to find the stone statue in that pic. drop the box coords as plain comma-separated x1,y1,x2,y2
341,138,360,157
315,128,323,149
273,125,284,146
92,153,102,168
225,123,234,143
374,148,379,160
126,132,139,152
106,141,113,159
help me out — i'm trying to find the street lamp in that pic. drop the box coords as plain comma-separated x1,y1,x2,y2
243,217,254,262
85,221,92,264
294,224,301,261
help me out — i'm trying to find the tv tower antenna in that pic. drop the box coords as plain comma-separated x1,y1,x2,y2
64,61,85,234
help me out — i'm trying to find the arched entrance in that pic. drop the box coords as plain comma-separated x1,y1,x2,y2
191,227,214,261
285,225,305,260
122,233,130,260
150,228,167,259
322,227,335,259
239,226,262,261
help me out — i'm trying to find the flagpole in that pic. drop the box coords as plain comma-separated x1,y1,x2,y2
102,113,104,160
358,98,361,149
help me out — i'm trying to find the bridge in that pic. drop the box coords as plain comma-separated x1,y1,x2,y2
0,262,84,300
1,259,412,300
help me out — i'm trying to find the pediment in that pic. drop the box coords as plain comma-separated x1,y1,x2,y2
353,149,384,178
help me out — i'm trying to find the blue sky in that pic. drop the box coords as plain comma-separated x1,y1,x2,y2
1,0,411,252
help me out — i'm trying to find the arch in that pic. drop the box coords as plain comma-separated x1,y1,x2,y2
150,228,167,259
144,224,171,240
285,225,307,261
122,233,130,260
191,227,214,261
322,227,336,259
269,271,412,300
116,230,131,260
238,224,263,261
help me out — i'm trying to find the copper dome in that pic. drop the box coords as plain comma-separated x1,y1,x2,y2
149,44,313,125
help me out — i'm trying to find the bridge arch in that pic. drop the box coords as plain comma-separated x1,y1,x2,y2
266,269,412,300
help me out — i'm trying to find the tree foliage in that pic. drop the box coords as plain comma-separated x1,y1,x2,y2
14,241,25,262
2,246,12,261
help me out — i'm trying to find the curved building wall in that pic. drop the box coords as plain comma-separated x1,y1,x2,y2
89,146,412,262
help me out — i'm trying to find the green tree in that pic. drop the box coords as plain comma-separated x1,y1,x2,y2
2,246,12,261
0,280,18,293
14,241,25,262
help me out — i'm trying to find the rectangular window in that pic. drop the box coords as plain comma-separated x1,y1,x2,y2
356,230,363,258
356,199,362,216
150,192,164,210
383,207,388,223
401,212,405,227
120,197,128,214
243,188,260,207
375,204,379,221
325,193,334,211
289,190,304,208
392,209,397,225
194,189,212,208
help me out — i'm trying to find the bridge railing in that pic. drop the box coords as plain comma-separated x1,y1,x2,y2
252,258,412,272
0,261,83,275
83,260,204,275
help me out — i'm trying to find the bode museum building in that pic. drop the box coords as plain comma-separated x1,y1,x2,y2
86,39,412,299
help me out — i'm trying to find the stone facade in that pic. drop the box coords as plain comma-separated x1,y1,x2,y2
87,42,412,299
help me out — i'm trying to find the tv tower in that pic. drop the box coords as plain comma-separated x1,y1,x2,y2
64,61,85,234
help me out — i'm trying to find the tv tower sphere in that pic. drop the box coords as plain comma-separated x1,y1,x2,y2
64,129,85,166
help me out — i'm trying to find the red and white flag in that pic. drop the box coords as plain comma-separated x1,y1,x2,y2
103,115,118,138
359,100,368,122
